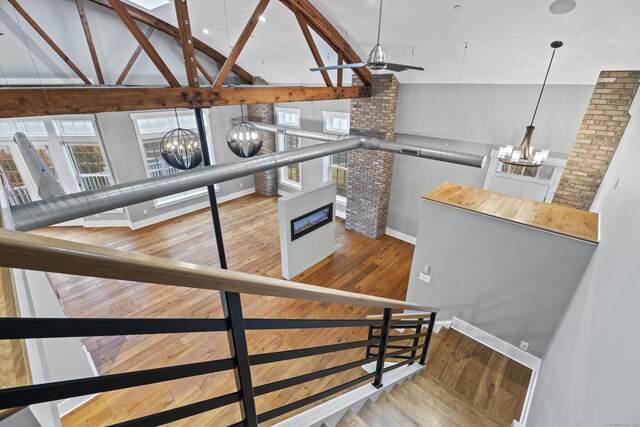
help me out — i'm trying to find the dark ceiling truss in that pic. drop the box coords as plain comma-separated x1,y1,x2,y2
1,0,372,117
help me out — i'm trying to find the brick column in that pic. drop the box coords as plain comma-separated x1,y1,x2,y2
346,74,399,239
246,78,277,196
553,71,640,210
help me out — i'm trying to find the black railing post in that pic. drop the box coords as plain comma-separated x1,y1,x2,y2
221,292,259,427
372,308,392,388
409,317,424,364
419,312,437,366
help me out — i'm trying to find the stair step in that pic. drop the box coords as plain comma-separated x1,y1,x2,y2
335,410,368,427
374,392,423,426
357,399,401,426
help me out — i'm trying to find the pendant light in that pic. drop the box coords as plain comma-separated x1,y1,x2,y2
498,41,563,167
227,105,263,158
159,109,202,170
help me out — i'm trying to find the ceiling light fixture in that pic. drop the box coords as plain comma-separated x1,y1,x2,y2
159,110,202,170
259,15,267,22
549,0,576,15
227,105,263,158
202,28,210,35
498,41,564,168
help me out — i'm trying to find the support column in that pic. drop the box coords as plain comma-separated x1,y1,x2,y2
346,74,399,239
247,77,278,196
553,71,640,210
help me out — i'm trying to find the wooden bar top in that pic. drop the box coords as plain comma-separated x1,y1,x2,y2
423,182,600,243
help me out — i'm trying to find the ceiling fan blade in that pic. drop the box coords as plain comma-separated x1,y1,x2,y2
384,62,425,72
310,63,365,72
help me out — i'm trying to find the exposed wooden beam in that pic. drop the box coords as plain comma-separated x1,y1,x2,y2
196,60,214,85
87,0,254,84
107,0,180,87
116,27,155,85
279,0,372,86
8,0,91,84
173,0,198,87
213,0,270,87
337,51,343,87
0,85,371,118
294,12,332,87
74,0,104,84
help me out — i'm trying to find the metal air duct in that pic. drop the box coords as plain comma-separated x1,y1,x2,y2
13,132,66,199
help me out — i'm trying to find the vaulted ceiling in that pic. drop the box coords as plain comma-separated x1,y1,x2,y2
1,0,639,86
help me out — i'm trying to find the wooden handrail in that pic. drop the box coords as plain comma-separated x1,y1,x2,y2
366,312,436,320
0,229,437,312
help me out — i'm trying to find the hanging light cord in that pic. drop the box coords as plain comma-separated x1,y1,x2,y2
530,47,559,127
447,42,468,135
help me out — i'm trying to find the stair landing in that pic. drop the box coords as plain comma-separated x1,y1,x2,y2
336,327,532,427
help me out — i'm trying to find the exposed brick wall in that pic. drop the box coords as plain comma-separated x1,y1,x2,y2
553,71,640,210
247,77,277,196
346,74,399,239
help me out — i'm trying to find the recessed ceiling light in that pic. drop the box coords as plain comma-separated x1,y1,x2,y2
259,15,267,22
202,28,210,35
126,0,170,11
549,0,576,15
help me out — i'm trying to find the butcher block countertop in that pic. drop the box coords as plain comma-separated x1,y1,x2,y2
424,182,600,244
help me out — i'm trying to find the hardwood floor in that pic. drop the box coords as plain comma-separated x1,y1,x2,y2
337,327,532,427
34,194,415,426
33,193,530,426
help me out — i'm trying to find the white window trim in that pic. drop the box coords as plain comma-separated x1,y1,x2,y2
322,111,350,135
130,109,219,208
275,107,302,129
275,108,302,189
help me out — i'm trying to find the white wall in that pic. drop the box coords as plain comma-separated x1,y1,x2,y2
527,85,640,426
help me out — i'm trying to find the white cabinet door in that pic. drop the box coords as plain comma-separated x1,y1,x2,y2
489,176,550,201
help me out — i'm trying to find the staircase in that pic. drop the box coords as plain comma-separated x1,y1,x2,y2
333,327,531,427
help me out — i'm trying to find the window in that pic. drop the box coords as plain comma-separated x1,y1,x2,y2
0,146,32,205
53,119,96,137
279,134,302,188
66,144,113,191
323,111,350,134
36,146,58,178
322,112,350,200
275,108,302,189
131,110,216,207
496,162,556,180
0,119,48,137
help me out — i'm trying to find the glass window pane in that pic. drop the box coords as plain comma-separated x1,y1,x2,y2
36,147,57,178
14,120,48,136
0,147,32,205
66,144,113,190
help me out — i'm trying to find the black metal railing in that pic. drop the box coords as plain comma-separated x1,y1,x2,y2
0,293,437,426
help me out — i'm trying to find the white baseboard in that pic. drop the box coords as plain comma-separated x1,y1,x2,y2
57,344,99,417
450,317,540,371
129,188,255,230
434,319,452,333
335,209,346,219
385,227,416,245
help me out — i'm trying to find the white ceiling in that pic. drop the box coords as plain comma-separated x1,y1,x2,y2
148,0,640,85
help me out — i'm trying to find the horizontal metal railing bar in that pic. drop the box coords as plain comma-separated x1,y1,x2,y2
243,318,383,330
371,344,424,359
249,338,380,366
367,312,437,320
370,332,429,341
0,228,438,312
0,358,235,410
254,356,378,397
109,391,242,427
381,356,421,373
0,317,229,339
389,319,431,326
257,372,377,423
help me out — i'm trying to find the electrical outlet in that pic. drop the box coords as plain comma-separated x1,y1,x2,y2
423,264,430,274
418,272,431,284
240,182,243,187
143,209,148,215
519,341,529,351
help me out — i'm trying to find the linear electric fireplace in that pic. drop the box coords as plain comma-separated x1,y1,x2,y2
290,203,333,241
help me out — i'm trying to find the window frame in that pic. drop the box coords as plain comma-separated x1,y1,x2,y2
322,111,350,203
131,109,218,208
275,107,303,190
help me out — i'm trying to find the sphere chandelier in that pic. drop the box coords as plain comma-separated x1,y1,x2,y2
159,110,203,170
498,41,563,168
227,105,263,158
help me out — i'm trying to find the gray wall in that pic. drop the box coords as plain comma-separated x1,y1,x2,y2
405,199,595,357
527,93,640,426
96,106,253,225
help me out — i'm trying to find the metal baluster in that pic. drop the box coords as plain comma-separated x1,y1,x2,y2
419,312,437,366
366,324,374,359
409,317,423,364
372,308,392,388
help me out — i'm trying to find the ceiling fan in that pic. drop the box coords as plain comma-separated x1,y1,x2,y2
310,0,424,73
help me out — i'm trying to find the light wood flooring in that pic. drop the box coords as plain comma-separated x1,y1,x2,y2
336,327,532,427
33,193,530,426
